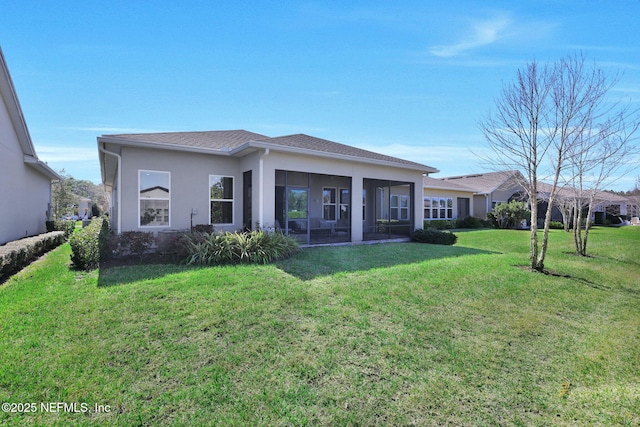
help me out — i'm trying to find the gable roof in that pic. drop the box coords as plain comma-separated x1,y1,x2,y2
101,130,269,151
98,130,438,173
440,170,524,194
423,175,476,192
0,47,60,181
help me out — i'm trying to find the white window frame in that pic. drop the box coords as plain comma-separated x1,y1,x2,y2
209,175,234,225
424,196,454,220
323,187,337,221
139,169,171,228
339,188,350,220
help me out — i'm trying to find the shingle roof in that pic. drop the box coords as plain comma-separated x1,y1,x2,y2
256,133,434,170
104,130,269,150
423,175,476,192
101,130,437,171
441,170,523,194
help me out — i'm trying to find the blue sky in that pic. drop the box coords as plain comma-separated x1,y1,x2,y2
2,1,639,190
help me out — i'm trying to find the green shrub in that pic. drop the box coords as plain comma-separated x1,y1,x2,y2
191,224,214,233
46,220,77,239
180,230,300,265
423,219,455,230
455,216,485,229
69,216,110,270
0,231,66,280
549,221,564,229
488,201,530,229
411,228,458,245
110,231,156,260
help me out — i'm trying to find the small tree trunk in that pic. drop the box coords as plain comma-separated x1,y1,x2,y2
529,197,539,270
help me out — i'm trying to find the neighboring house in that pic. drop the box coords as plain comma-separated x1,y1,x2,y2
98,130,438,245
537,182,634,225
438,170,526,219
0,47,60,245
77,196,93,220
422,176,476,221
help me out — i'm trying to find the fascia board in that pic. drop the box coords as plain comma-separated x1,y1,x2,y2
97,135,234,156
0,48,36,157
23,155,61,180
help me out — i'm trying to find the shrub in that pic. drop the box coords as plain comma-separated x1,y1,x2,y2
411,228,458,245
455,216,485,229
191,224,214,233
69,216,110,270
0,231,66,280
549,221,564,229
45,220,77,239
180,230,300,265
110,231,156,260
423,219,455,230
488,201,530,229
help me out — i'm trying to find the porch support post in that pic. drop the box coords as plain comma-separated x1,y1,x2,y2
351,174,363,243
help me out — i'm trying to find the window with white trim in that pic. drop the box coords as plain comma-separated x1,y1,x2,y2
210,175,234,224
424,196,453,220
323,187,337,220
139,170,170,227
362,189,366,221
339,188,350,220
390,195,409,220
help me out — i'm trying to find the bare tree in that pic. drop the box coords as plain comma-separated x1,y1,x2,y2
480,53,634,271
566,115,639,256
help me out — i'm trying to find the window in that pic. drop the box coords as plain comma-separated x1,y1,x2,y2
424,197,431,219
210,175,234,224
362,189,367,221
323,188,336,220
400,195,409,220
139,170,170,227
391,195,409,220
424,196,454,220
339,188,350,220
390,195,399,220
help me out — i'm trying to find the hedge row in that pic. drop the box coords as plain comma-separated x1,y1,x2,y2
69,216,110,270
0,231,66,281
46,220,77,239
411,228,458,245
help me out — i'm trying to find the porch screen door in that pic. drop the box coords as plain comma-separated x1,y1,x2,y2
287,188,309,244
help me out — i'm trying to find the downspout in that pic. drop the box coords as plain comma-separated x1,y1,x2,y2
98,143,122,234
258,148,270,228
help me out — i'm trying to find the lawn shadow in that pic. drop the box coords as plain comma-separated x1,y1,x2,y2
97,256,195,287
276,241,500,281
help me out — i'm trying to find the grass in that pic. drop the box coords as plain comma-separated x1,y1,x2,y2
0,227,638,426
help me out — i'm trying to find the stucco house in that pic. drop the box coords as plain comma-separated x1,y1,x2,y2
437,170,526,219
98,130,438,245
422,176,476,221
0,47,60,245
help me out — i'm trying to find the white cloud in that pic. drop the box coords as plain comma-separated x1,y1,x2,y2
429,16,511,58
36,145,97,163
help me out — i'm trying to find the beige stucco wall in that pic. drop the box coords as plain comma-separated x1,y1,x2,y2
119,146,243,233
0,96,51,244
114,145,425,243
423,188,475,219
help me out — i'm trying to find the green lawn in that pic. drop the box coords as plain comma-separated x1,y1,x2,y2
1,227,638,426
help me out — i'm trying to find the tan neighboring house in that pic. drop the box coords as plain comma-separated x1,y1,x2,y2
437,170,526,219
98,131,438,245
0,47,60,245
422,176,476,221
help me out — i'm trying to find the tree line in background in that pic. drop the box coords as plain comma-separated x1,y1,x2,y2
51,169,110,220
481,53,640,270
